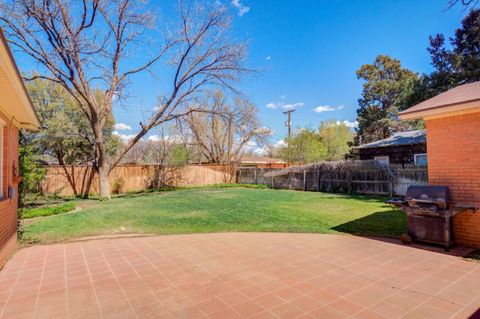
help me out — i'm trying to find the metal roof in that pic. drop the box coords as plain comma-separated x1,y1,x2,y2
355,130,426,149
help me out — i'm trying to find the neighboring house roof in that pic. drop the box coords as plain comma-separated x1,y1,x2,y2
0,28,41,130
400,81,480,120
354,130,426,149
240,156,286,164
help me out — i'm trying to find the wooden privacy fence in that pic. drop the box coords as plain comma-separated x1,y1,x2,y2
237,161,428,196
42,164,236,196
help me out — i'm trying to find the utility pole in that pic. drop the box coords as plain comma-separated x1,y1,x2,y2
226,113,233,165
283,109,294,165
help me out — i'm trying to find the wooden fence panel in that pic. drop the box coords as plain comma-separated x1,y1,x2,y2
391,165,428,195
42,164,236,196
237,164,428,196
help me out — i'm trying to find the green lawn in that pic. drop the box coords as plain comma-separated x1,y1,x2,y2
20,187,406,244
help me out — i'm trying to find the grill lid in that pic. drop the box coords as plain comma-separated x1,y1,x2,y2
405,185,451,210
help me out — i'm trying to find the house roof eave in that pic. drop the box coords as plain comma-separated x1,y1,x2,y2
0,28,41,130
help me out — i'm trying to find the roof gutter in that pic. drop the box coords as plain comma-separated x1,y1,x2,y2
399,99,480,120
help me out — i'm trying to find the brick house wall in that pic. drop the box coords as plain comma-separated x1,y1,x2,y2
0,111,19,268
426,112,480,248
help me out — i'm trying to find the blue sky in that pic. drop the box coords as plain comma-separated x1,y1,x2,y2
110,0,468,146
14,0,469,147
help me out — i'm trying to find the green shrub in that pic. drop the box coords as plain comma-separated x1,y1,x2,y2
112,177,125,194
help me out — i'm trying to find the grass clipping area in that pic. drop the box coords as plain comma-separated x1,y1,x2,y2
20,186,405,244
20,201,76,219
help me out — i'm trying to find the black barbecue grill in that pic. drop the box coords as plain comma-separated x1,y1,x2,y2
386,185,478,251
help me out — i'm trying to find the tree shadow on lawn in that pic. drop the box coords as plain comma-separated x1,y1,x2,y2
315,193,390,203
332,209,406,238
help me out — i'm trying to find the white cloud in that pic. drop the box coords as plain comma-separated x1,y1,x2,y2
266,100,305,110
113,131,136,142
274,140,286,148
313,104,346,113
266,101,304,110
253,147,267,156
114,123,132,131
314,105,336,113
148,134,183,143
148,135,160,142
265,56,271,61
266,102,278,109
257,127,274,135
283,102,304,110
231,0,250,16
337,120,359,128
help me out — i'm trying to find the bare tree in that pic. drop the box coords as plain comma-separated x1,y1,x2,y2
180,91,270,164
447,0,479,9
120,125,184,165
1,0,249,198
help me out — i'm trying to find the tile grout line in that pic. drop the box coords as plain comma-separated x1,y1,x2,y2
0,245,32,318
114,239,174,313
97,240,141,318
297,247,443,318
139,236,290,318
80,243,105,318
32,247,47,318
399,264,477,319
134,238,249,317
346,255,461,318
63,245,69,319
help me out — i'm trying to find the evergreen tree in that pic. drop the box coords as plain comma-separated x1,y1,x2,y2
18,131,46,207
428,9,480,94
354,55,419,145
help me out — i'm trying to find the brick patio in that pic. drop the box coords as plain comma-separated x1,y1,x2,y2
0,233,479,318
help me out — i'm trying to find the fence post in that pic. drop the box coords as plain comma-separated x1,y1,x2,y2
303,170,306,191
272,176,274,188
347,171,352,194
317,171,321,192
254,169,257,184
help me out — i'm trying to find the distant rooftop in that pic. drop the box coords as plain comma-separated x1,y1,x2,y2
355,130,426,149
399,81,480,119
240,156,286,164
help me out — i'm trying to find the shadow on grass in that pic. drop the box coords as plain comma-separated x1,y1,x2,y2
332,210,406,238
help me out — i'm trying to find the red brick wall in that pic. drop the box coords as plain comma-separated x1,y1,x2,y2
426,112,480,248
0,112,19,269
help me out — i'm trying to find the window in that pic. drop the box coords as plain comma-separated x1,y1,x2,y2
374,156,389,166
414,153,428,166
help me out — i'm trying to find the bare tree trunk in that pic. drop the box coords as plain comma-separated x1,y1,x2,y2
93,119,111,199
81,166,96,199
98,166,111,199
58,158,78,196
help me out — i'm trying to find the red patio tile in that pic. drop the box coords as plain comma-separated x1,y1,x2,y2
231,300,265,317
254,292,286,309
269,302,305,318
208,306,242,319
0,233,478,319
